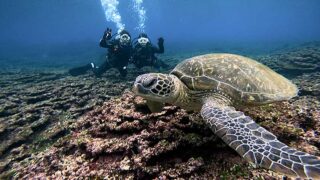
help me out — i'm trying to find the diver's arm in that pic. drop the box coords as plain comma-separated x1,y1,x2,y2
100,39,114,48
99,28,113,48
153,37,164,54
99,38,107,48
128,46,137,64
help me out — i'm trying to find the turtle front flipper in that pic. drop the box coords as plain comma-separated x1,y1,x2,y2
201,100,320,179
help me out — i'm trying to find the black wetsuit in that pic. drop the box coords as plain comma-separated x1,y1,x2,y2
68,33,132,77
95,36,132,77
131,41,167,69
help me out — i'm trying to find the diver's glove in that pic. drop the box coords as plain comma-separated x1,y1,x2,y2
158,37,164,45
104,28,112,40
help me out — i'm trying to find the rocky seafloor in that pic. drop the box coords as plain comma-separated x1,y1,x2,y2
255,42,320,77
0,70,134,175
0,43,320,179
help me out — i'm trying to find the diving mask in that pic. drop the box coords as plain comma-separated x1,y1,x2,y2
137,37,149,47
119,34,131,45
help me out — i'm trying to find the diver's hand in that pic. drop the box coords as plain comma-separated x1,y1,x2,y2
158,37,164,45
104,28,112,40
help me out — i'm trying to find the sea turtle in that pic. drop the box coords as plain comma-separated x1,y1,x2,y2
132,53,320,179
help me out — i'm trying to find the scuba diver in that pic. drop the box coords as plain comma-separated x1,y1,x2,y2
69,28,132,77
130,33,169,70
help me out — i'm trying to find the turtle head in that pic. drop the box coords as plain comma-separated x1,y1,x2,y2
132,73,180,103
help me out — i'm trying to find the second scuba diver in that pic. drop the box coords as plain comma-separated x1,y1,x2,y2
131,33,169,70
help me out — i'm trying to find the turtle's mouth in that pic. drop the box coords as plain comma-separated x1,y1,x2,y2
132,83,150,96
133,74,158,96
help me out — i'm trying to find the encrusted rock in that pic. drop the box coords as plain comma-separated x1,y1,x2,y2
1,43,320,179
0,71,130,175
12,89,320,179
255,43,320,77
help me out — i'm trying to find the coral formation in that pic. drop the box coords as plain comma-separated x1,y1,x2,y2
0,43,319,179
0,71,131,175
12,89,320,179
256,43,320,77
293,72,320,98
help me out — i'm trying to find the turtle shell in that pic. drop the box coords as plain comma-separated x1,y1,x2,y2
170,53,298,104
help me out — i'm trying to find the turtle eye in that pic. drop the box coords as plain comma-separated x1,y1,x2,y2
143,78,157,88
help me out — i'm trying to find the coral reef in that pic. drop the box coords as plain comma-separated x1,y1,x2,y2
256,43,320,77
1,42,320,179
12,89,320,179
293,72,320,98
0,70,131,175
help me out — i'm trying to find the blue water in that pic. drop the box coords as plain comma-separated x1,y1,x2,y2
0,0,320,69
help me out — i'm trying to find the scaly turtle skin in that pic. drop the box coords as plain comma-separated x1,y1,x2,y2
132,53,320,179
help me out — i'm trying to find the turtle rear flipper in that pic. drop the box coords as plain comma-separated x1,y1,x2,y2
200,100,320,179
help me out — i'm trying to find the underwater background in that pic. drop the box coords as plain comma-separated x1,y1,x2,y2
1,0,320,70
0,0,320,179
